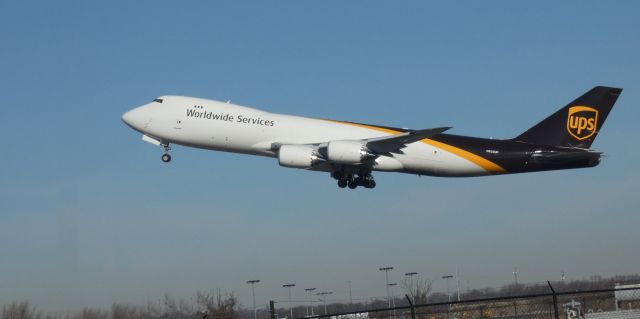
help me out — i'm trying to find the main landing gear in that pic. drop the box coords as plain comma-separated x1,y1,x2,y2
332,171,376,189
161,143,171,163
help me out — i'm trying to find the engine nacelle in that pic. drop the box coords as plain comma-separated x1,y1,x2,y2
278,145,323,168
326,140,374,164
374,155,404,171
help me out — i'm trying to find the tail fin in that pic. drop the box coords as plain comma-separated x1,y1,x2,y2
514,86,622,148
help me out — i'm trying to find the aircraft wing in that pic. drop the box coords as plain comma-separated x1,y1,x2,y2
365,127,451,153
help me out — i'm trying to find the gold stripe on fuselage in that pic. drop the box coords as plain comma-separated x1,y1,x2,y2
329,120,507,173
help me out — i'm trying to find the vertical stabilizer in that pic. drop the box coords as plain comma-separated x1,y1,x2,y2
514,86,622,148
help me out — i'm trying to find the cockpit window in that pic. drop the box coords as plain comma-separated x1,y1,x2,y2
153,98,163,103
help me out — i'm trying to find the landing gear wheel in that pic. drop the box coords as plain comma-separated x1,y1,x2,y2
348,179,358,189
160,143,172,163
337,179,348,188
356,170,375,189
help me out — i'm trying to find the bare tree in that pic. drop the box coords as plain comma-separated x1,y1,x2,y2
196,291,239,319
157,294,194,319
111,303,140,319
139,300,161,319
400,277,433,304
1,301,41,319
76,308,108,319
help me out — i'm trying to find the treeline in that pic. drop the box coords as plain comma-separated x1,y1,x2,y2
3,274,639,319
2,291,239,319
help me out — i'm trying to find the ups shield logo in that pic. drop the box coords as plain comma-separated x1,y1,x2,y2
567,106,598,140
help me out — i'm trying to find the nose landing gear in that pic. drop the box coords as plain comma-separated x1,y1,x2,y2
161,143,171,163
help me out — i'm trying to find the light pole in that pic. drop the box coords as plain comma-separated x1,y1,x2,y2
247,280,260,319
283,283,295,319
442,275,453,318
442,275,453,303
304,288,316,317
317,291,333,315
379,266,394,315
388,283,398,319
513,267,519,291
513,268,519,319
456,269,461,302
404,272,418,302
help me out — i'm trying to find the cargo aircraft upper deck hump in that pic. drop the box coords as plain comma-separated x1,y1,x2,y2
122,86,622,189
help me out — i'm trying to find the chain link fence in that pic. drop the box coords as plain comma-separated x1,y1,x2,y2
291,285,640,319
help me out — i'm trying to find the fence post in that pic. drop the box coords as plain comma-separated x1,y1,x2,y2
547,281,559,319
405,294,416,319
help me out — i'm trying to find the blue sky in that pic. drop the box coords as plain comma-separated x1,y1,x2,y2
1,1,639,312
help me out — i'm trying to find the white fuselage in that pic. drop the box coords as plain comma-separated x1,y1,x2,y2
122,96,498,177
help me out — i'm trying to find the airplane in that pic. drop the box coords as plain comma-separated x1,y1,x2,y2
122,86,622,189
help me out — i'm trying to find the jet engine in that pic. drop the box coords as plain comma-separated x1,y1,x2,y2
326,140,375,164
278,145,324,168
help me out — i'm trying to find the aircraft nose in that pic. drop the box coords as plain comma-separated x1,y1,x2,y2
122,106,151,131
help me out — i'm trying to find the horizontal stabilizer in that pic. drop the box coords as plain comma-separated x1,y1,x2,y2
531,150,601,165
366,127,451,153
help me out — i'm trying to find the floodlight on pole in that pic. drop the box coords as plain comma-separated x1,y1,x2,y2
513,268,520,319
456,269,461,302
316,291,333,315
388,283,398,319
404,272,418,302
442,275,453,303
379,267,394,309
247,280,260,319
283,284,295,319
304,288,316,317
